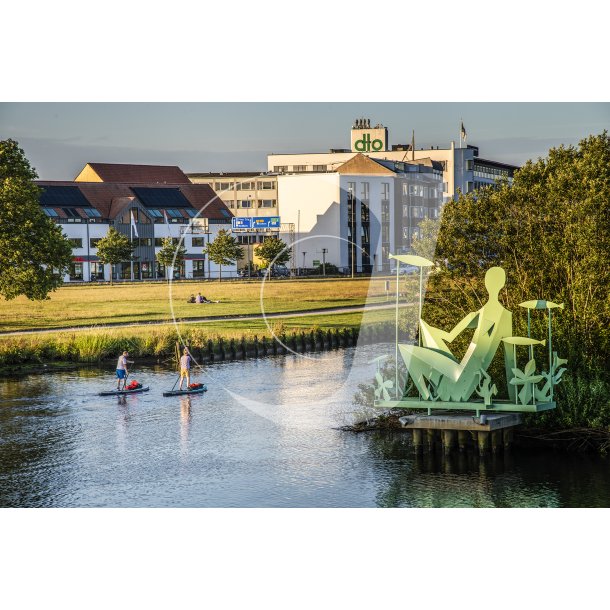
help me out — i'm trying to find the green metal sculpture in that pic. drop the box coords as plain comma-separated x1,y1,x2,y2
374,259,566,416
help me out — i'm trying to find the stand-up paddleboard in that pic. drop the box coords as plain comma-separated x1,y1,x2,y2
98,386,150,396
163,385,207,397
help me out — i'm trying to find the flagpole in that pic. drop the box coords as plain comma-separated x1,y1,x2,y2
459,118,462,149
130,212,134,282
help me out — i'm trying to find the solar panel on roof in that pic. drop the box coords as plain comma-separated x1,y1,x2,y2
39,185,90,208
131,187,192,208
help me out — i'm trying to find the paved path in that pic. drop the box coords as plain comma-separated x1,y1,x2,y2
0,302,403,337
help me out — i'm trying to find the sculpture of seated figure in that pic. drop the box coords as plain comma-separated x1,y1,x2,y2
399,266,520,402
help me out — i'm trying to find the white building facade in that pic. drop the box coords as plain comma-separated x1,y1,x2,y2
38,165,237,282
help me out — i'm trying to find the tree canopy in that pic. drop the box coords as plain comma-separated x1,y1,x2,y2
156,236,187,281
254,236,291,271
0,139,73,300
95,227,133,284
204,229,243,281
423,132,610,428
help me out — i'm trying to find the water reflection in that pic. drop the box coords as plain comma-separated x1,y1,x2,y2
180,397,191,459
0,347,609,507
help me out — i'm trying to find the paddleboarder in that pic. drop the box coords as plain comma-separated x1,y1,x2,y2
178,348,191,391
116,350,134,390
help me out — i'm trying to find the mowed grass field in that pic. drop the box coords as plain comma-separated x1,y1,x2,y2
0,278,393,332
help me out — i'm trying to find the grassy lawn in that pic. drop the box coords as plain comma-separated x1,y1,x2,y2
0,277,394,332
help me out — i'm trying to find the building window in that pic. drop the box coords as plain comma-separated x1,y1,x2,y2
259,199,275,208
402,204,409,218
411,206,425,219
82,207,101,218
381,200,390,224
155,237,180,247
236,181,255,191
42,207,59,217
466,159,474,171
63,208,83,222
69,238,83,248
185,209,198,218
313,165,327,172
70,262,83,280
466,181,474,193
90,262,104,280
216,182,233,191
165,209,183,219
381,182,390,201
90,238,101,248
238,200,252,208
193,260,206,278
135,238,153,247
273,166,287,173
361,182,369,202
411,227,421,240
147,209,164,223
292,165,307,172
258,181,275,190
140,261,153,279
443,182,449,193
192,237,205,247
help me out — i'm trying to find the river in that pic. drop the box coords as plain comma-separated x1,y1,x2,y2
1,344,609,507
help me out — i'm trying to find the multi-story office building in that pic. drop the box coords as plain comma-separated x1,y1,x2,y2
38,164,236,282
186,171,295,271
277,153,443,273
267,119,519,201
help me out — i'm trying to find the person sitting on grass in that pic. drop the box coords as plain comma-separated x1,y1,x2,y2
196,292,204,303
187,294,196,303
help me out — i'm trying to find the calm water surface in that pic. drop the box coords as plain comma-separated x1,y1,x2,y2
1,345,609,507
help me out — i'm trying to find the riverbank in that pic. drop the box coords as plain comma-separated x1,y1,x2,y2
0,316,396,372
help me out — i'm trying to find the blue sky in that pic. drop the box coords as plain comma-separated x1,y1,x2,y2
1,103,608,180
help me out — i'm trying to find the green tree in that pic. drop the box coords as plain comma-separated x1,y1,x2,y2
0,139,72,300
204,229,243,281
156,236,186,282
426,132,610,429
254,236,291,275
96,227,134,285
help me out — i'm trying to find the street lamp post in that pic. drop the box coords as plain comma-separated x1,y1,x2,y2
302,251,307,275
322,248,327,277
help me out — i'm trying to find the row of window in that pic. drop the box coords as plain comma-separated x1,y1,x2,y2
272,165,328,173
43,207,102,219
402,184,440,198
401,205,441,219
70,237,208,249
473,164,510,178
69,260,208,281
235,235,276,245
215,180,276,191
225,199,276,209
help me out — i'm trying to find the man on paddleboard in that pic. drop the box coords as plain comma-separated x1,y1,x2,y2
116,351,134,390
179,348,191,391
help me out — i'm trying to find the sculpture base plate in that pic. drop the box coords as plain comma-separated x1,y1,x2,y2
374,398,556,416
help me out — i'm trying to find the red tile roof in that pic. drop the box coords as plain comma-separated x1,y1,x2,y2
81,163,190,184
36,181,233,221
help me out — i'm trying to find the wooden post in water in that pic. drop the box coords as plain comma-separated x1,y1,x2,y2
458,430,469,452
477,431,490,455
491,430,503,453
412,429,423,452
442,430,457,454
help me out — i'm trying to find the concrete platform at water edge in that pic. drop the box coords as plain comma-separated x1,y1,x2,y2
396,412,521,454
398,412,521,432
